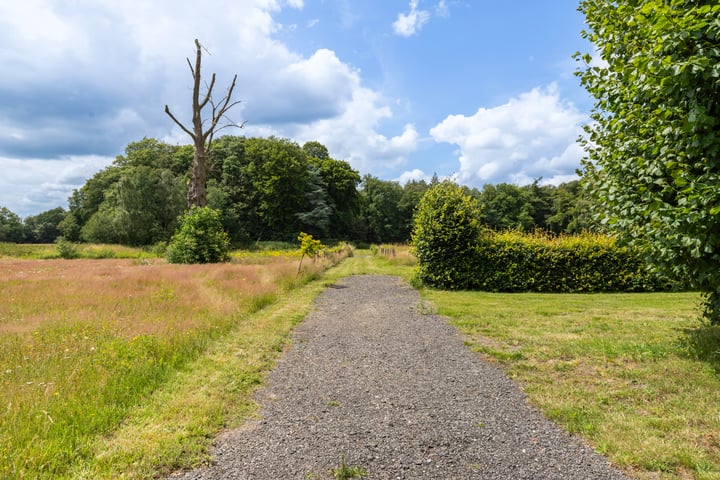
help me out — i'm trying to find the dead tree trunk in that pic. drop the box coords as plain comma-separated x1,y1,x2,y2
165,39,242,208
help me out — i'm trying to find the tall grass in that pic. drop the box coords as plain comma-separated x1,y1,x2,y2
0,251,341,479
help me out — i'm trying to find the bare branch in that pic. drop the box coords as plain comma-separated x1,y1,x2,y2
167,39,243,208
198,73,216,111
203,74,238,143
164,105,195,140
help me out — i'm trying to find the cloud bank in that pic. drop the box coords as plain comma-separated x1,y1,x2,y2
430,84,586,187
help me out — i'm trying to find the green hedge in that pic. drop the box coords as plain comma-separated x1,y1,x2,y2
420,231,671,292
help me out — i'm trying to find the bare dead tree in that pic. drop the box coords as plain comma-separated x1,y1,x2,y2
165,38,243,208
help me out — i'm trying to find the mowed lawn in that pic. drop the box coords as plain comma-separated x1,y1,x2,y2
422,288,720,480
0,252,333,479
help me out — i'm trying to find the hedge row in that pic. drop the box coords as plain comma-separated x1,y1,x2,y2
418,231,672,292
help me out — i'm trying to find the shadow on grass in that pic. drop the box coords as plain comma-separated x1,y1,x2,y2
682,324,720,371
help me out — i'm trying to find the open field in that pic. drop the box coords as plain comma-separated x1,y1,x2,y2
1,246,719,479
0,249,342,479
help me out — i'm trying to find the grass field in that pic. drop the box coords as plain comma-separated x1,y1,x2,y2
422,289,720,480
0,246,344,479
1,245,719,479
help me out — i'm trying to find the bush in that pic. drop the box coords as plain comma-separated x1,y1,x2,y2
55,237,79,259
415,227,671,292
470,231,671,293
167,207,230,264
411,181,483,289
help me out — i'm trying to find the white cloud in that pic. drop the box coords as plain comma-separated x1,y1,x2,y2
430,84,586,187
0,155,113,217
287,87,420,173
397,169,430,184
436,0,449,17
393,0,431,37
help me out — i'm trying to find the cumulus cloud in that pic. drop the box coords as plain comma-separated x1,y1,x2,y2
397,169,430,184
430,84,587,186
393,0,431,37
287,87,420,173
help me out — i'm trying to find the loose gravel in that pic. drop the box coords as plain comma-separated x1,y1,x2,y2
172,274,629,479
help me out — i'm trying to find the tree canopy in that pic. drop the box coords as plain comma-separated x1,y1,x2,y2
3,137,593,247
577,0,720,322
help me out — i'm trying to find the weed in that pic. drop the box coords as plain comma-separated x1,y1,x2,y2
332,454,368,479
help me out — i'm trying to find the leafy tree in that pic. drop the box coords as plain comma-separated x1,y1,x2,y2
309,155,361,239
302,140,330,160
297,164,333,237
0,207,24,242
398,180,431,237
479,183,535,231
297,231,325,273
545,181,598,234
61,166,123,240
411,181,483,288
577,0,720,322
23,207,66,243
359,175,406,243
167,206,230,264
80,165,185,246
245,137,310,240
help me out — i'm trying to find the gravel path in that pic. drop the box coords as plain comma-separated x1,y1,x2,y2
173,275,629,479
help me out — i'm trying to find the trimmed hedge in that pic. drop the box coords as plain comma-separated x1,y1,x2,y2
419,231,671,292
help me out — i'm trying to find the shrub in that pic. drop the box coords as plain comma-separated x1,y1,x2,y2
471,231,672,292
167,207,230,264
55,236,79,259
418,229,670,292
411,181,483,289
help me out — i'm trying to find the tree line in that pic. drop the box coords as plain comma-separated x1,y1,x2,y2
0,136,596,246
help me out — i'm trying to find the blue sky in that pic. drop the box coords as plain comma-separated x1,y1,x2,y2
0,0,594,217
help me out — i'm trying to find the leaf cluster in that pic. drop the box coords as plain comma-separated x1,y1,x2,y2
166,206,230,264
577,0,720,320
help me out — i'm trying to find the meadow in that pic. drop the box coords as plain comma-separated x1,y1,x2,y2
0,244,342,478
1,244,719,479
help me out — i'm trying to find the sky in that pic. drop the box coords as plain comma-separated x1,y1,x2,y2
0,0,596,218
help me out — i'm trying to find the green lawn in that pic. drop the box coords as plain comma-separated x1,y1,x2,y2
422,288,720,480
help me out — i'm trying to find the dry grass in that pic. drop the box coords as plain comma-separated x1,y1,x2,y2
0,252,338,479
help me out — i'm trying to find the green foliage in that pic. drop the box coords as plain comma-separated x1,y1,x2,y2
476,180,598,234
411,181,483,289
297,232,325,273
360,175,409,243
22,207,66,243
467,231,670,293
167,207,230,264
577,0,720,321
55,236,80,259
0,206,24,242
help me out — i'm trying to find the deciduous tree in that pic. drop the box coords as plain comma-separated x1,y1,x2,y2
577,0,720,322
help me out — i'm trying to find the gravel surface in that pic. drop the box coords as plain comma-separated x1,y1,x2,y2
172,275,629,479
